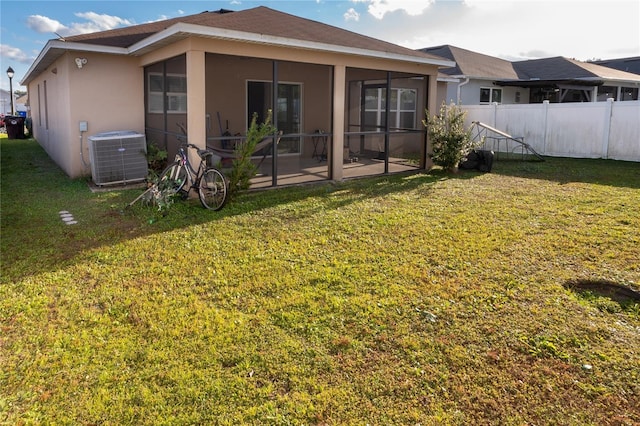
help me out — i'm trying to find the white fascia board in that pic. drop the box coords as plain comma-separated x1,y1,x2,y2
602,78,640,85
129,22,456,68
438,76,461,83
20,39,128,85
49,39,128,55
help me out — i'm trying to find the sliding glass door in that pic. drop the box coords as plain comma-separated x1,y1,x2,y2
247,81,301,154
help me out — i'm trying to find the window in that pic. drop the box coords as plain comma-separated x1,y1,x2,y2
44,80,49,130
363,87,417,131
37,83,41,127
480,87,502,104
620,87,638,101
147,73,187,113
597,85,617,102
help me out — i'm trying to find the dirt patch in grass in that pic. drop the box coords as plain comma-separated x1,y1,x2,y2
565,279,640,303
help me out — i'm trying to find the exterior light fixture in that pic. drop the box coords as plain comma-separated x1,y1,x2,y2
6,66,14,115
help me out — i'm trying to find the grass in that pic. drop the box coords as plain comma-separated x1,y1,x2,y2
1,138,639,425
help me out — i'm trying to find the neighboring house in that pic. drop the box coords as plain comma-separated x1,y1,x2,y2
419,45,640,105
20,6,454,185
419,45,518,106
1,88,12,115
14,93,28,115
592,57,640,75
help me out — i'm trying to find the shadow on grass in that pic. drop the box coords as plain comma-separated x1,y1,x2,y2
564,279,640,314
3,139,465,282
490,156,640,189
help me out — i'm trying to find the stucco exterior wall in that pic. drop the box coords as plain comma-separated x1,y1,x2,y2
139,36,441,177
28,52,144,178
29,57,73,176
204,55,333,136
28,34,441,180
445,79,529,105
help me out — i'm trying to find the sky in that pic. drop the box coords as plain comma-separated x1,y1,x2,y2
1,0,639,92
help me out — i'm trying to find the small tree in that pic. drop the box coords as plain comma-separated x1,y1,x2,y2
227,110,277,196
423,102,477,172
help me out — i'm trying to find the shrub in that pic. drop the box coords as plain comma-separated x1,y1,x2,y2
146,141,168,174
423,102,478,172
227,110,277,196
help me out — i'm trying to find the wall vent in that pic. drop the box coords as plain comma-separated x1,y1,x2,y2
88,131,148,186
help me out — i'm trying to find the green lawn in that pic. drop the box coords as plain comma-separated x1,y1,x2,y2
1,138,639,425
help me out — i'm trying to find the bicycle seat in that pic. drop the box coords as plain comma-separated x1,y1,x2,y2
198,149,213,160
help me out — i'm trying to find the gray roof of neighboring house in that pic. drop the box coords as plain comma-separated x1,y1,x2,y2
418,45,519,79
592,57,640,75
510,56,640,82
22,6,453,85
419,45,640,86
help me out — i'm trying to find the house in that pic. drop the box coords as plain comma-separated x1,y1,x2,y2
1,89,12,115
14,93,28,116
20,6,454,186
592,57,640,75
419,45,640,105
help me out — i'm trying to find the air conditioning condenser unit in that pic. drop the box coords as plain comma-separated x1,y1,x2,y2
88,131,148,186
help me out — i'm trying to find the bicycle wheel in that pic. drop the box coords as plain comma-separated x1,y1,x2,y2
198,168,227,211
159,162,188,194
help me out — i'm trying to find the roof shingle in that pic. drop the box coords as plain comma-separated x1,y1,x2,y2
64,6,443,60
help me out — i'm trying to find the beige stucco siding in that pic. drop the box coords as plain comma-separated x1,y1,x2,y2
29,33,440,179
204,55,332,135
139,36,440,177
29,52,144,178
29,56,73,176
139,36,440,76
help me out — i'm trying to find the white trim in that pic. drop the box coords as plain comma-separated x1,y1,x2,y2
20,40,128,85
479,86,502,104
130,22,456,67
50,39,128,55
22,21,455,85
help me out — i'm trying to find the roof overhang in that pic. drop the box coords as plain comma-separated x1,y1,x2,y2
493,78,604,88
129,23,456,67
20,40,128,85
438,76,460,83
22,22,455,85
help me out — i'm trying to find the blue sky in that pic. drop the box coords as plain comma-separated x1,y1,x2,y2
1,0,639,92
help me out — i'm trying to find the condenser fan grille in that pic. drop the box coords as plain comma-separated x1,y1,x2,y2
88,131,148,186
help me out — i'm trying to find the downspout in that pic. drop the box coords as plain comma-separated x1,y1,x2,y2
457,77,470,104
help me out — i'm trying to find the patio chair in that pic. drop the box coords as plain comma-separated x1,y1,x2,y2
207,131,282,168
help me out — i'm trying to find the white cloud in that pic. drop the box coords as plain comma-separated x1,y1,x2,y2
27,12,133,37
344,0,639,61
344,8,360,22
72,12,133,33
359,0,433,19
26,15,69,34
0,44,33,64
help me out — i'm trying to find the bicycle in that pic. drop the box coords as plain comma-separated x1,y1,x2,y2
158,143,228,210
128,143,227,211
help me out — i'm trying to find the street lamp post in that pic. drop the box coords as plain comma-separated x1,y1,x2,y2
6,67,15,115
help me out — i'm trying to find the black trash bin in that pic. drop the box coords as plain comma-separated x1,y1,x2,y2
5,115,25,139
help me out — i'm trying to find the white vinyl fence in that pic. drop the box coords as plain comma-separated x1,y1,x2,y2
461,100,640,162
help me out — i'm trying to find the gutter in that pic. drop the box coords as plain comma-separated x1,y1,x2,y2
456,76,470,104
